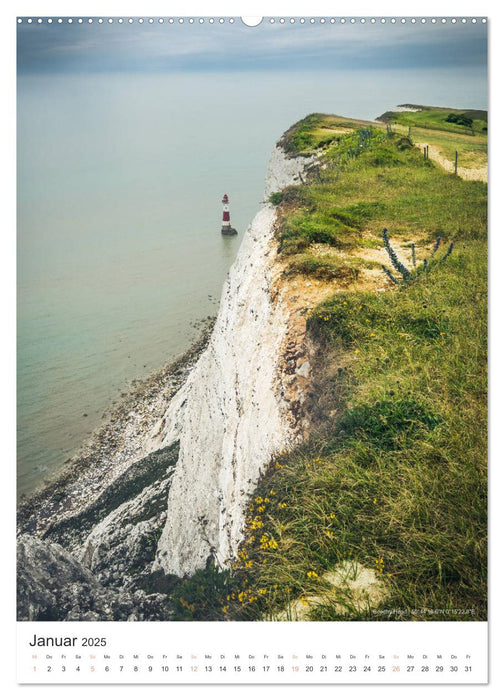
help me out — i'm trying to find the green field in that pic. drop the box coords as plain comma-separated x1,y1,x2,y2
277,107,488,171
377,104,487,135
378,105,488,171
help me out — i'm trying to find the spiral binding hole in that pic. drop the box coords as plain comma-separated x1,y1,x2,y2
16,16,487,25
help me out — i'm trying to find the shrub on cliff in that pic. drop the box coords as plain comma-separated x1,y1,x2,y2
268,191,284,206
171,561,232,621
287,253,359,283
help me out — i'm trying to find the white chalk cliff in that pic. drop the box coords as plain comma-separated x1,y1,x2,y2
149,146,312,577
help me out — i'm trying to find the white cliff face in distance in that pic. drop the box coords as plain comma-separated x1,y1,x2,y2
151,146,313,577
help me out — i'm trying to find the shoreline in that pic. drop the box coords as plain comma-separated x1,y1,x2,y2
17,317,216,538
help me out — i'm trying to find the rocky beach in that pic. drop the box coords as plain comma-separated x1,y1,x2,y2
17,142,317,620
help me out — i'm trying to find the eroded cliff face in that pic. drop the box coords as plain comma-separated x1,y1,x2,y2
17,144,317,617
150,147,314,577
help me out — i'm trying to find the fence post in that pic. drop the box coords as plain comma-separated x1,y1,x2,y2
426,145,429,159
454,150,458,176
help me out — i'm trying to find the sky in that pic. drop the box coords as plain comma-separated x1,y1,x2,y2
17,18,487,74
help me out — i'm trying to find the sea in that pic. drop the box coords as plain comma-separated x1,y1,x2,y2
17,67,487,497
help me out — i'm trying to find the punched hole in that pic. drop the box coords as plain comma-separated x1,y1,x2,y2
241,17,263,27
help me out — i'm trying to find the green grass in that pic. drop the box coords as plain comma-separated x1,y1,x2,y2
276,134,486,259
278,113,379,155
286,253,360,283
229,114,487,621
170,562,232,620
399,125,487,170
278,200,386,254
226,239,487,621
377,105,487,135
376,106,488,171
172,112,487,622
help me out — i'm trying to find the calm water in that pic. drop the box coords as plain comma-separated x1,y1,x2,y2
17,68,487,496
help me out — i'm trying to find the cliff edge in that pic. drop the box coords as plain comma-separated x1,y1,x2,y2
149,146,316,576
17,110,487,622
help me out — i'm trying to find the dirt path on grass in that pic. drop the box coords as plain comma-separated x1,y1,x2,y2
417,142,487,182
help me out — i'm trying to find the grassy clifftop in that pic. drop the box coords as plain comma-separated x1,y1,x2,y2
377,104,487,134
172,110,487,622
377,105,487,173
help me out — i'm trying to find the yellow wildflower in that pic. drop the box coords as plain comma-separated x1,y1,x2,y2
250,519,263,530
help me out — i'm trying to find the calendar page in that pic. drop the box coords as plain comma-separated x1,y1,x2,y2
15,3,489,687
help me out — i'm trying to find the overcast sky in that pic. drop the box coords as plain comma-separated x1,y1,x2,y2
17,19,487,74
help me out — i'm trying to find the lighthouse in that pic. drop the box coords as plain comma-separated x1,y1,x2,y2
221,194,238,236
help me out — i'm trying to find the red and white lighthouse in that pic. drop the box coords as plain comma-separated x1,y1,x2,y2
221,194,237,235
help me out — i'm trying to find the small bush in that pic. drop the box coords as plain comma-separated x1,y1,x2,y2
269,191,284,206
287,254,359,283
396,136,414,151
171,561,232,620
446,113,473,128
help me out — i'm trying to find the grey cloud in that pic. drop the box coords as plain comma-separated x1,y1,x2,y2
17,19,487,73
